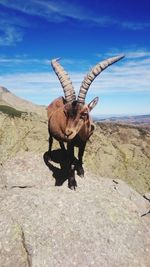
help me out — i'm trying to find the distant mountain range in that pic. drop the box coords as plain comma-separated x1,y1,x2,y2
0,86,149,125
95,114,150,126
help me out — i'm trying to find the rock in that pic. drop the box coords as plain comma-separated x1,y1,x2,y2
144,192,150,202
0,212,30,267
0,153,150,267
112,179,150,216
85,122,150,194
0,111,150,194
0,112,48,162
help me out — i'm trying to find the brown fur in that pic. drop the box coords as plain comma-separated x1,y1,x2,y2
47,55,124,188
47,96,98,189
47,96,96,143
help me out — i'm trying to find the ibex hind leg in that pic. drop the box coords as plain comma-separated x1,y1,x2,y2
76,142,86,177
59,141,67,153
47,134,53,161
76,163,84,178
67,143,77,190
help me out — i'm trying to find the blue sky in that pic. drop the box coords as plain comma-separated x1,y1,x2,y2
0,0,150,116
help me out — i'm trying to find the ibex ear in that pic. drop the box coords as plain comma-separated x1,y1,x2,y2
88,97,99,111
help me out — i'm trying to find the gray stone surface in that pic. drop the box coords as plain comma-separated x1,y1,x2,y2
1,109,150,194
0,153,150,267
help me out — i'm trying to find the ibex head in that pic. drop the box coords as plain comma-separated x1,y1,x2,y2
51,55,124,140
62,97,98,139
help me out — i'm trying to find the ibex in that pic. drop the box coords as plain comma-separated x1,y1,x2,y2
47,55,124,189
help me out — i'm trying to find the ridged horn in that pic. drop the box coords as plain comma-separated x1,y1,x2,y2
77,54,125,104
51,58,76,103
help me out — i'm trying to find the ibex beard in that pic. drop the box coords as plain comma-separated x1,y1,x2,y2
47,55,124,189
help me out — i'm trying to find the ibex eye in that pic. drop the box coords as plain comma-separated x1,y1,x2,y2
80,112,87,119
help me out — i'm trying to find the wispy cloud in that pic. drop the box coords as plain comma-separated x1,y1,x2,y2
121,21,150,30
0,50,150,105
0,56,49,64
0,0,149,32
123,51,150,59
0,23,22,46
96,49,150,61
0,9,26,46
0,56,91,73
0,0,77,23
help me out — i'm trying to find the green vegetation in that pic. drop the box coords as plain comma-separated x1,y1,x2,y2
0,105,27,118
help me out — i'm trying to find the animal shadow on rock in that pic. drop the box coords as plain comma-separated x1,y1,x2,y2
43,149,78,188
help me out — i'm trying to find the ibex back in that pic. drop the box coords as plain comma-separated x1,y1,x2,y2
47,55,124,189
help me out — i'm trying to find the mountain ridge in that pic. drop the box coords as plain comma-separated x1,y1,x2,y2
1,86,150,123
95,114,150,127
0,86,47,118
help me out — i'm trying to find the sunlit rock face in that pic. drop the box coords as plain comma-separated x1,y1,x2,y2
0,153,150,267
0,88,150,267
0,87,150,194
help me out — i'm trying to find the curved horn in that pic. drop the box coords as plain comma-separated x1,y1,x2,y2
77,54,125,104
51,58,76,103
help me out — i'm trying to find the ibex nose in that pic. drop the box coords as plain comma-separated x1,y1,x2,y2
65,129,73,137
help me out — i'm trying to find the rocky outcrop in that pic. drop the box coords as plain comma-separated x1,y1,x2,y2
0,153,150,267
85,122,150,194
1,87,150,193
0,110,150,194
0,111,48,162
1,88,149,266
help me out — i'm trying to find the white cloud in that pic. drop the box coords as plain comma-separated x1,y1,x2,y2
0,0,150,31
0,11,25,46
0,52,150,116
0,57,49,64
0,24,22,46
0,49,150,98
96,50,150,60
0,53,150,104
121,21,150,30
0,0,74,23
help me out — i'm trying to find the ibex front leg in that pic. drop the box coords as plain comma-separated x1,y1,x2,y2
48,133,53,160
77,141,86,177
59,141,66,153
67,142,77,190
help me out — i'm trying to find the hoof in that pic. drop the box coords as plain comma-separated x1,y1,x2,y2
77,167,84,178
68,179,77,190
69,185,76,190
